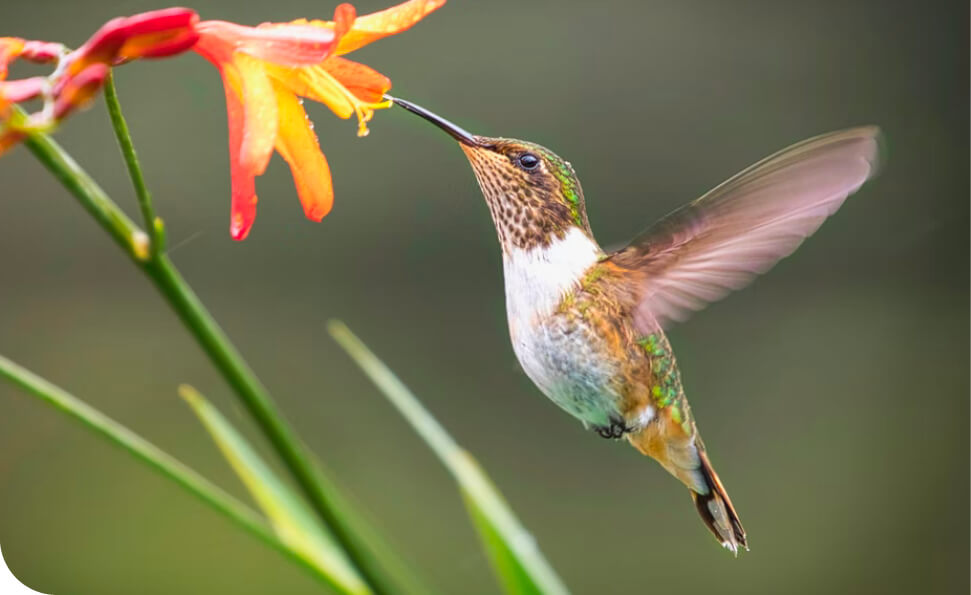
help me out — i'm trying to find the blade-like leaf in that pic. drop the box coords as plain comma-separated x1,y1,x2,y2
328,322,569,595
0,355,338,588
179,385,370,595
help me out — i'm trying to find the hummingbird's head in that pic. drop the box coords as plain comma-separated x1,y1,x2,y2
391,96,592,252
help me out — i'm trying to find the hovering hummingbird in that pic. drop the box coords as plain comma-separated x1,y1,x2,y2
390,96,879,553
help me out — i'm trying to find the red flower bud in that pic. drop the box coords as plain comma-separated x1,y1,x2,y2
67,7,200,76
0,8,200,157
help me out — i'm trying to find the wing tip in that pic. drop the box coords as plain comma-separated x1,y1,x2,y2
831,124,883,181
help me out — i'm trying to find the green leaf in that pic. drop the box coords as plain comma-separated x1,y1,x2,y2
0,355,338,588
328,322,569,595
179,385,370,595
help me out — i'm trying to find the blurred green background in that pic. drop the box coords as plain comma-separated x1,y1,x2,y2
1,0,967,593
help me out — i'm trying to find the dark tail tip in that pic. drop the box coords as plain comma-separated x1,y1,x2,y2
692,450,747,555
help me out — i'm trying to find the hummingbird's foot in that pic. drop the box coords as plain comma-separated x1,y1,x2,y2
595,418,633,440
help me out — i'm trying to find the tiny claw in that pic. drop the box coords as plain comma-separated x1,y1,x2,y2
595,419,632,440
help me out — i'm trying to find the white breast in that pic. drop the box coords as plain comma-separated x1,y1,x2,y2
502,228,618,426
502,227,601,327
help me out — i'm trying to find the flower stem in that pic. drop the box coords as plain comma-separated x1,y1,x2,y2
103,71,161,253
0,354,336,588
22,129,419,595
21,116,146,263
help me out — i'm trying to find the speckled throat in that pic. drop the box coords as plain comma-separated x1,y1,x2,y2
461,139,593,253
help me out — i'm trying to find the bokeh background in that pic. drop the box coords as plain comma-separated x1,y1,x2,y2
1,0,967,593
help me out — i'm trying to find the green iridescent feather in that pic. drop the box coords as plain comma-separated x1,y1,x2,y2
638,333,692,434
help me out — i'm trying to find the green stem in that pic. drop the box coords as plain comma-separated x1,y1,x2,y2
0,355,334,587
103,71,161,253
145,253,397,586
22,129,412,594
21,115,146,263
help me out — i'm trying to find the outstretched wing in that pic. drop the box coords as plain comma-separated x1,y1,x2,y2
610,127,880,331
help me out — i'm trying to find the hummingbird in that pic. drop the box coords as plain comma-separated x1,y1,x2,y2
390,96,879,554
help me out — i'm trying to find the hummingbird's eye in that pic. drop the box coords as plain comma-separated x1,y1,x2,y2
518,153,540,170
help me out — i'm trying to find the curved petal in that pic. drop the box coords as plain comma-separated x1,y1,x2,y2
235,53,278,176
66,16,125,74
115,8,200,60
192,25,236,67
221,67,258,240
53,63,109,119
267,60,390,137
336,0,446,55
323,56,391,104
68,8,199,74
0,77,44,103
20,40,63,63
332,4,357,40
118,27,199,61
282,4,355,44
273,83,333,221
266,63,354,119
197,20,336,66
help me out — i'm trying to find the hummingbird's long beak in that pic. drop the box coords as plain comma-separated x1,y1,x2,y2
387,95,480,146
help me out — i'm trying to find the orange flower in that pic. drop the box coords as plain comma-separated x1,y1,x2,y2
193,0,446,240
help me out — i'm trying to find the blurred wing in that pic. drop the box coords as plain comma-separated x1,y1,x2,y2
612,127,880,331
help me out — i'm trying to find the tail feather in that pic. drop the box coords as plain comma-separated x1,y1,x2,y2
627,422,747,553
693,449,747,554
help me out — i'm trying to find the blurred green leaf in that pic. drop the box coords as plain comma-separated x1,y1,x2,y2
328,321,569,595
179,384,370,595
0,355,343,588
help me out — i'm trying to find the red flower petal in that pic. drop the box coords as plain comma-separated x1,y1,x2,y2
192,29,235,66
0,77,45,103
196,21,336,67
68,16,125,73
20,41,64,63
118,28,199,61
234,54,278,176
68,8,199,75
332,4,357,41
116,7,200,59
53,63,109,120
221,72,258,240
273,83,333,221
